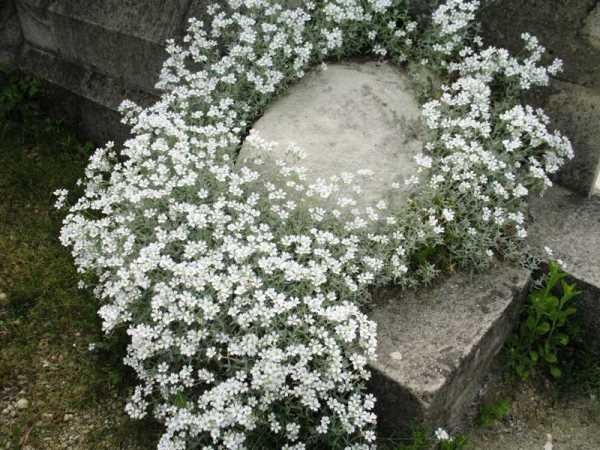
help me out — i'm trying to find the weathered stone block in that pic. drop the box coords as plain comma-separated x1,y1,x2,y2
18,43,157,144
18,44,156,110
14,0,57,53
544,81,600,197
583,3,600,49
370,264,530,435
51,0,191,43
239,62,423,211
481,1,600,196
0,0,23,66
46,0,191,91
528,185,600,352
39,81,132,145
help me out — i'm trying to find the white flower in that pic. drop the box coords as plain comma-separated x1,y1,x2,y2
57,1,573,448
442,208,455,222
53,188,69,209
435,427,452,442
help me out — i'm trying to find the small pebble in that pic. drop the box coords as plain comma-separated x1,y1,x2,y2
16,398,29,410
390,351,403,361
63,413,74,421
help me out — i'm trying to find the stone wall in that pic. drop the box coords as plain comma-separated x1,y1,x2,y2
1,0,599,194
0,0,22,67
482,0,600,196
1,0,201,142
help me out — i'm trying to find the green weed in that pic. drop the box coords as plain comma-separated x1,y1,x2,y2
478,399,511,428
506,261,581,380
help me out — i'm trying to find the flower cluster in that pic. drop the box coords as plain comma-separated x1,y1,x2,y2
416,15,572,265
57,1,572,449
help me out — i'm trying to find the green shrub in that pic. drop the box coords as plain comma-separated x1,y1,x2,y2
0,69,41,122
506,261,581,380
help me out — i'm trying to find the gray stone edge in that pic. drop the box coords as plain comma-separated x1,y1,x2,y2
369,270,531,436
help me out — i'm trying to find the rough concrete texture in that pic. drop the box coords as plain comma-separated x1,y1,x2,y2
18,43,157,144
6,0,203,143
0,0,22,66
369,263,530,436
239,62,423,211
528,185,600,352
46,0,191,92
14,0,57,53
469,365,600,450
583,2,600,49
544,81,600,197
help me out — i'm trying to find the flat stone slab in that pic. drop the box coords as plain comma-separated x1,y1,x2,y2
239,62,423,211
528,185,600,351
369,263,530,435
544,81,600,196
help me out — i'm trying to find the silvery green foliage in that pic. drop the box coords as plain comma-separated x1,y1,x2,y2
57,0,572,449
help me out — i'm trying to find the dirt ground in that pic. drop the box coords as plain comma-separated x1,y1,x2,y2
468,372,600,450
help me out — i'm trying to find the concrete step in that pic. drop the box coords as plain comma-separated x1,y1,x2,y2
17,43,156,144
370,264,530,436
15,0,192,92
543,81,600,197
12,0,218,143
0,0,22,66
528,185,600,352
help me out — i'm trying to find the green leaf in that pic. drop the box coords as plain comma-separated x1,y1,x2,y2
564,307,577,317
526,315,537,331
550,366,562,378
516,365,530,380
544,352,558,364
542,295,559,313
536,322,551,335
546,262,568,290
529,350,539,363
557,333,569,346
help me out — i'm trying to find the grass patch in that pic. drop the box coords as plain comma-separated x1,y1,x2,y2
0,73,158,449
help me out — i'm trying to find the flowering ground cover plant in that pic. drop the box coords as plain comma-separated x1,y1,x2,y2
56,0,573,449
